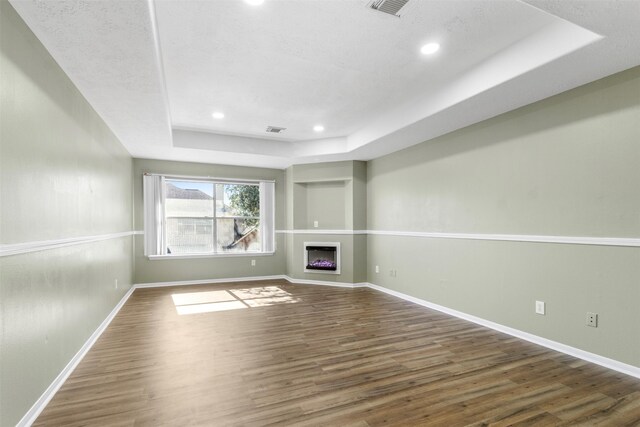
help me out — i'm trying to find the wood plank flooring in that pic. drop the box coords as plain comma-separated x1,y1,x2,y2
35,280,640,426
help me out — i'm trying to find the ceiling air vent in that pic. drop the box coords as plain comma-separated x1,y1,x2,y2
266,126,286,133
369,0,410,17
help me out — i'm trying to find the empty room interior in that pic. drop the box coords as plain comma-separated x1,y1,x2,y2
2,0,640,425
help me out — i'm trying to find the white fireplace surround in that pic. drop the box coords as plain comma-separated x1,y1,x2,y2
304,242,340,275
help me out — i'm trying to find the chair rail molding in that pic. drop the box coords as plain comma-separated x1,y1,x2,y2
0,231,143,257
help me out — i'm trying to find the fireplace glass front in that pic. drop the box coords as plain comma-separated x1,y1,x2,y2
305,245,338,271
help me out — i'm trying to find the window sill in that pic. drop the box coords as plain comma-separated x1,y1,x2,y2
148,252,275,261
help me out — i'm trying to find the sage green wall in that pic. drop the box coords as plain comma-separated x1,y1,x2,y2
303,181,346,229
132,159,286,283
0,1,134,425
367,66,640,367
289,161,355,183
351,160,367,231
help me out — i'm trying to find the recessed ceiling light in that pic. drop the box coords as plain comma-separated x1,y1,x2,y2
420,42,440,55
313,125,325,132
244,0,264,5
212,112,225,119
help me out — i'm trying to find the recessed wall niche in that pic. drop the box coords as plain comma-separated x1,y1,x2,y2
293,180,347,229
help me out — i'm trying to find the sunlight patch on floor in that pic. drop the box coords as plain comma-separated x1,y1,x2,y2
243,296,299,307
171,286,299,315
229,286,291,300
171,290,236,306
175,300,247,315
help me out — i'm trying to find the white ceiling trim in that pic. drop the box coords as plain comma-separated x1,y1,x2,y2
147,0,173,143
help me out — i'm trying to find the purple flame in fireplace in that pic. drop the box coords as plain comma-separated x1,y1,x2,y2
308,259,336,269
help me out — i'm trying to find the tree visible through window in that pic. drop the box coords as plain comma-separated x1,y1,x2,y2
165,180,261,254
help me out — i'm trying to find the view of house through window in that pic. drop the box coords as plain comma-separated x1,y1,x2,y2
165,180,261,254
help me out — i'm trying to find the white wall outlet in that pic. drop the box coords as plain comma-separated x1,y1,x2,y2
389,269,397,277
251,259,256,266
586,312,598,327
375,265,379,273
114,279,118,289
313,220,319,228
535,300,545,315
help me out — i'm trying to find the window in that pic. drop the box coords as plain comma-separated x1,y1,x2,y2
143,175,275,257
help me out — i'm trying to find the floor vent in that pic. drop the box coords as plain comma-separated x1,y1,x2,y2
266,126,286,133
369,0,410,17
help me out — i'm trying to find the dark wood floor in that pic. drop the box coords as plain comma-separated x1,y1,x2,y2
35,279,640,426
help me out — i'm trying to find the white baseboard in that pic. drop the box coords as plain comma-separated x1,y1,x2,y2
283,275,367,288
134,275,286,288
366,282,640,379
134,275,368,290
17,285,137,427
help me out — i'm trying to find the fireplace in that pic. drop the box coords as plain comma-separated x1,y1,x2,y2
304,242,340,274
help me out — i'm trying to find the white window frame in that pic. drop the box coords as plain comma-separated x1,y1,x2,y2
143,173,275,260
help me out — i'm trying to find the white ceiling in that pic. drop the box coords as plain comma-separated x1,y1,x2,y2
9,0,640,169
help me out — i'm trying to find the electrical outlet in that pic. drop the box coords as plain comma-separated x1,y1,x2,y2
375,265,379,273
313,220,319,228
251,259,256,266
114,279,118,289
586,312,598,327
535,300,545,315
389,269,397,277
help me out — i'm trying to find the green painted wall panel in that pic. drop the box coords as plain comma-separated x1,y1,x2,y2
284,167,294,230
368,68,640,236
0,5,132,243
0,239,133,424
367,66,640,368
351,161,367,231
133,235,286,284
367,234,640,366
303,181,347,229
0,1,133,424
352,234,367,283
290,161,354,183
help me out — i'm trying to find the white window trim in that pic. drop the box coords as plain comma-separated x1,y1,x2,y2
143,173,276,259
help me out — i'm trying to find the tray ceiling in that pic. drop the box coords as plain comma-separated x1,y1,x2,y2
9,0,640,168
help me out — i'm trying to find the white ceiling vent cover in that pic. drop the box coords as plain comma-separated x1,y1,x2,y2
369,0,410,17
266,126,287,133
